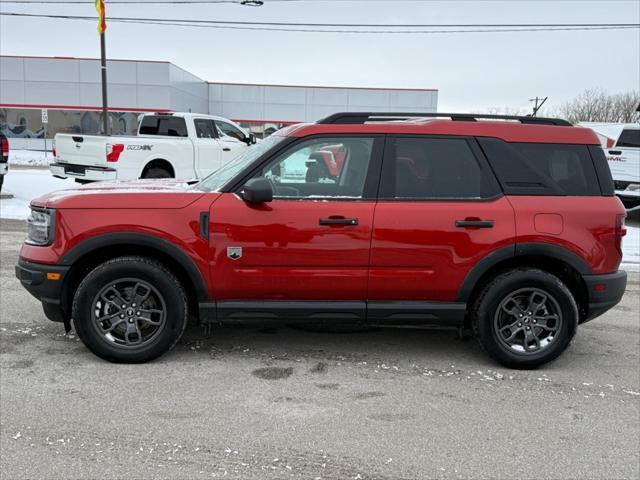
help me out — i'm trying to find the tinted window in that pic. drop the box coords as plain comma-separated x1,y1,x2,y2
194,119,216,139
215,121,245,141
139,116,187,137
259,137,374,199
478,138,601,196
616,129,640,148
382,137,500,199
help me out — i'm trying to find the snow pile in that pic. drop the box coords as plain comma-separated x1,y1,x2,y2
8,149,53,167
0,170,75,219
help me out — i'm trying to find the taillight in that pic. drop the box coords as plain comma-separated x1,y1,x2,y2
615,213,627,256
106,143,125,162
52,139,56,159
1,136,8,155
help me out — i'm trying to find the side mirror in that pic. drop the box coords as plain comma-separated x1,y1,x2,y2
241,177,273,204
245,133,257,145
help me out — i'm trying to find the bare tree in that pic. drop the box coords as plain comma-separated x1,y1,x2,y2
555,89,640,123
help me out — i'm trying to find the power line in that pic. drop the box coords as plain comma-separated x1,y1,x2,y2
0,12,637,28
2,12,638,33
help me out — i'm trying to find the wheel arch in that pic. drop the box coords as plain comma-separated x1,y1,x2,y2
457,243,591,322
139,158,175,178
59,233,208,319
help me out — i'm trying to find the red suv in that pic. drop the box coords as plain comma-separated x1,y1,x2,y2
16,112,627,368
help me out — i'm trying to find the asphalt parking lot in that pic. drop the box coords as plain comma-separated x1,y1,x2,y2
1,218,639,480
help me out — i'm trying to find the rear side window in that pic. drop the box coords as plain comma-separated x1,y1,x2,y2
139,116,188,137
194,119,216,139
380,136,501,199
616,129,640,148
478,138,601,196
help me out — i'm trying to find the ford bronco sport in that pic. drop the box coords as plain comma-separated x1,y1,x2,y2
16,112,628,368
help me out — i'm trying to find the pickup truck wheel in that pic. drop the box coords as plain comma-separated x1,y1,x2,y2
472,269,578,369
72,256,188,363
142,167,172,179
0,175,3,192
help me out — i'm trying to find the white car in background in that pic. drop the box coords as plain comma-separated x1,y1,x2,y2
580,122,640,212
50,112,256,183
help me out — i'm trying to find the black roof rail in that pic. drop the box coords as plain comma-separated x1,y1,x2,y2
317,112,573,127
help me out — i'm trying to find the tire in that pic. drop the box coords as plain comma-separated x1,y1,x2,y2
471,268,578,369
142,166,172,179
0,174,3,192
72,256,188,363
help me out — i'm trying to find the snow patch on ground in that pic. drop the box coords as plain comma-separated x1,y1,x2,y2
0,169,75,219
8,149,53,167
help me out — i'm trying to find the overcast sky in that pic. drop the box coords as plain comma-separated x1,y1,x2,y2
0,0,639,113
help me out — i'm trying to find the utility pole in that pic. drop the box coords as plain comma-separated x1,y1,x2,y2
529,96,548,117
100,32,109,135
96,0,109,135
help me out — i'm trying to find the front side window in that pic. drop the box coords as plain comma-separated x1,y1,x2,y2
259,137,374,199
215,121,245,142
382,137,499,199
194,119,216,139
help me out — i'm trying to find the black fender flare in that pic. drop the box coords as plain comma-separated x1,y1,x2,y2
455,242,593,302
59,232,208,300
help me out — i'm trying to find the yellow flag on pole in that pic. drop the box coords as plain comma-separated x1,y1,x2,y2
95,0,106,34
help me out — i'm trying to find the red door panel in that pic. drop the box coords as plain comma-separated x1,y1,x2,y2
209,193,375,300
369,197,516,302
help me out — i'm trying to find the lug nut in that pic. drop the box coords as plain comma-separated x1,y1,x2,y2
132,303,136,307
136,311,141,316
526,326,531,330
119,314,125,319
128,318,134,323
122,304,126,309
518,322,522,327
533,319,537,324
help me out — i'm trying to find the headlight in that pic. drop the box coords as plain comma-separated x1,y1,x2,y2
26,207,55,246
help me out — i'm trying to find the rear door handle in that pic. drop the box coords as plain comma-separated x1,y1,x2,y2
319,217,359,226
455,219,494,228
222,147,231,152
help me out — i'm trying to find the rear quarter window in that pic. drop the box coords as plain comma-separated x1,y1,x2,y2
139,116,188,137
478,138,602,196
616,129,640,148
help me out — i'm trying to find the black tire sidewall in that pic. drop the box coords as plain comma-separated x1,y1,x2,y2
72,258,187,363
143,167,171,179
475,269,578,369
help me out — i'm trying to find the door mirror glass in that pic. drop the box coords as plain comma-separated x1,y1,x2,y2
241,177,273,203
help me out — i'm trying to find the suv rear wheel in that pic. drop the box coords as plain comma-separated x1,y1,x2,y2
72,256,187,363
472,268,578,369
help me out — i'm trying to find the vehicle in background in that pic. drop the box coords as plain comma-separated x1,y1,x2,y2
580,122,640,212
50,113,256,183
0,132,8,192
17,112,627,369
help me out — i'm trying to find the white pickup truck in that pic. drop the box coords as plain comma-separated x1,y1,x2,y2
580,122,640,212
50,112,256,182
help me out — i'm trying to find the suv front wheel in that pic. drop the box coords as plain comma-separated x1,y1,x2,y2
72,256,188,363
472,268,578,369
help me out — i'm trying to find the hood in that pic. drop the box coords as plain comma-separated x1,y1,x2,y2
31,179,209,210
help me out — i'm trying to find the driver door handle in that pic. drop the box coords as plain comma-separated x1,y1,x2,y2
222,147,231,152
319,216,359,226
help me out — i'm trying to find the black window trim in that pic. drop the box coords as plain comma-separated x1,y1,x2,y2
377,134,504,202
227,134,386,202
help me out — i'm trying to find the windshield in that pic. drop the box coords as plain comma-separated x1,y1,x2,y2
193,135,286,192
